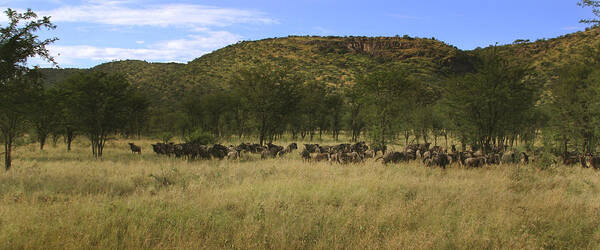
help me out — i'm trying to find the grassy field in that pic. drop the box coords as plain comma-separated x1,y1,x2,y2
1,139,600,249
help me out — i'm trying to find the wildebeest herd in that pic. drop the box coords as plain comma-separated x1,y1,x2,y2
121,140,600,169
123,140,600,169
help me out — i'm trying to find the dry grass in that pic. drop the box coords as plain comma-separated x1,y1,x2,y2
1,139,600,249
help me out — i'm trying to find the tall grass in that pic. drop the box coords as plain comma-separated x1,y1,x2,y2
1,139,600,249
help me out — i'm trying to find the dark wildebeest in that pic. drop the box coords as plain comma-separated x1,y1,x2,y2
520,152,529,164
372,144,388,155
424,152,450,169
128,143,141,154
464,157,486,168
300,149,311,161
377,151,410,164
339,152,363,164
210,144,229,160
304,144,320,153
277,143,298,157
501,151,517,164
582,154,600,169
351,141,369,154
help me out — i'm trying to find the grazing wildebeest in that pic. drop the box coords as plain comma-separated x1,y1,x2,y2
329,152,341,164
300,149,311,161
340,152,363,164
424,152,450,169
372,144,387,155
277,143,298,157
464,157,486,168
363,149,376,159
227,150,240,160
377,151,409,164
520,152,529,164
501,151,516,164
582,154,600,169
128,143,141,154
351,141,369,154
304,144,320,153
209,144,229,160
313,153,330,162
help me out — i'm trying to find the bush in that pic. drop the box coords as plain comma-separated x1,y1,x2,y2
155,132,174,143
184,130,216,145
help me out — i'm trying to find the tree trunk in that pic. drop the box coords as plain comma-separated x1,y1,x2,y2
444,133,448,148
67,131,73,152
39,134,46,150
4,139,12,171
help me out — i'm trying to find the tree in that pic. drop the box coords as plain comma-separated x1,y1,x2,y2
30,87,62,150
579,0,600,24
0,72,41,169
231,64,302,145
443,48,539,150
355,68,417,147
345,86,366,142
547,43,600,155
0,9,56,170
61,72,147,157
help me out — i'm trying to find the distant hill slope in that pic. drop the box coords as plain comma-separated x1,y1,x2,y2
39,27,600,103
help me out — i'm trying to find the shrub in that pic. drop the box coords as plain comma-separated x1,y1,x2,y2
155,132,174,143
184,129,216,145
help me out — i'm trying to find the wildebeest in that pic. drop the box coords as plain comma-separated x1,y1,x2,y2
304,144,320,153
313,153,330,162
582,154,600,169
277,143,298,157
372,144,388,155
377,151,410,164
424,152,450,169
300,149,311,161
128,143,141,154
351,141,369,154
520,152,529,164
339,152,363,164
209,144,229,160
464,157,486,168
501,151,517,164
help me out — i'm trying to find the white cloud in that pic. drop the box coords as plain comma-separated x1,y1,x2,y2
35,1,276,27
561,26,584,31
135,40,144,44
32,30,243,67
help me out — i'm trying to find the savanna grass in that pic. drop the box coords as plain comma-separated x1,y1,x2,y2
1,139,600,249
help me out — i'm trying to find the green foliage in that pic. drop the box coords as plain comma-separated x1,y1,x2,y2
354,67,419,146
155,132,174,144
443,48,540,148
579,0,600,24
184,129,216,145
0,8,56,170
546,43,600,154
60,72,148,157
30,86,62,150
230,64,302,145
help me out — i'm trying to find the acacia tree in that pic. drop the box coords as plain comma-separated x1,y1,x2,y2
355,67,417,147
547,43,600,155
30,87,62,150
62,72,147,157
231,64,302,145
579,0,600,24
443,48,539,150
0,9,56,170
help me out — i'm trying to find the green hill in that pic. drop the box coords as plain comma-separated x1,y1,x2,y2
39,27,600,104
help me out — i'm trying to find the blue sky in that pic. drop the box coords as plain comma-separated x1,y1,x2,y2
0,0,594,68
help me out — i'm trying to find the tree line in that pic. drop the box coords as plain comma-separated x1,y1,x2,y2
2,3,600,170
